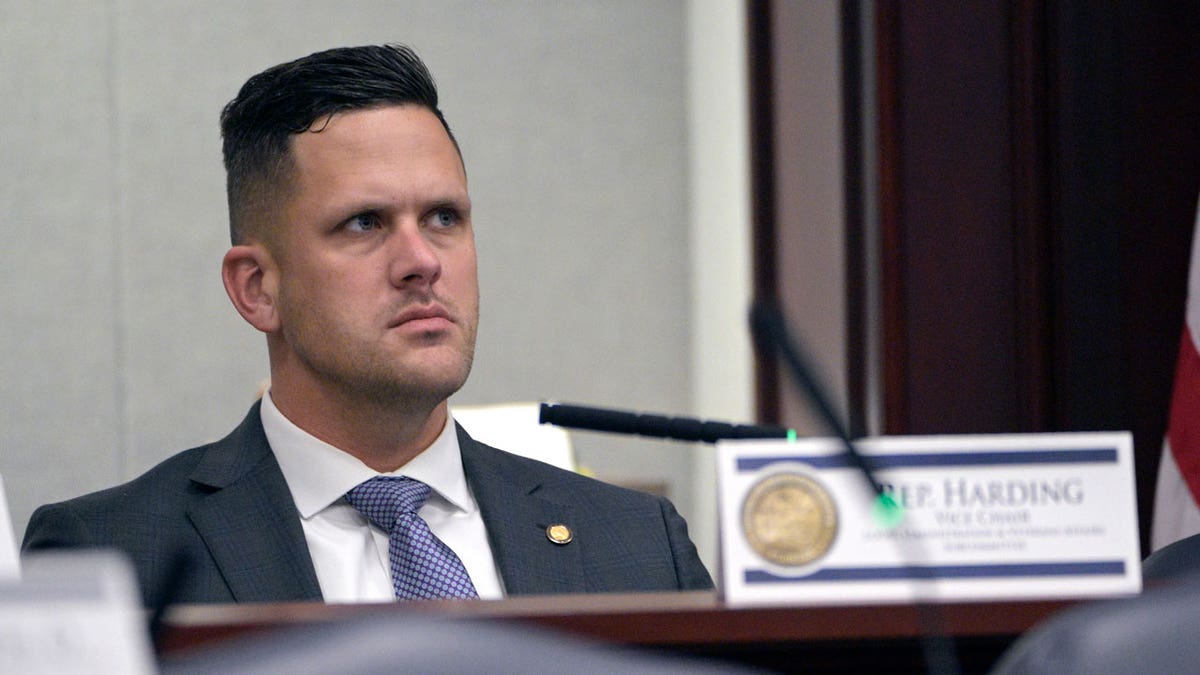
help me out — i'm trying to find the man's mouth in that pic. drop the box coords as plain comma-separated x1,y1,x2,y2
389,304,453,330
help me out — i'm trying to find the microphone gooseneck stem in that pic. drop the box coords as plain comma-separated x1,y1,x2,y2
749,301,884,497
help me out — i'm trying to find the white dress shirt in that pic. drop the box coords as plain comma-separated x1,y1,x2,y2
260,391,505,602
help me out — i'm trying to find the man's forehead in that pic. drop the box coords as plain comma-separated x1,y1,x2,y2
280,106,467,214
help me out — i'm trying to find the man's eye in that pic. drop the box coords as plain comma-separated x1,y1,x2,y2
346,213,380,232
431,209,458,228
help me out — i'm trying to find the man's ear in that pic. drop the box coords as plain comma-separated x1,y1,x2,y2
222,244,280,333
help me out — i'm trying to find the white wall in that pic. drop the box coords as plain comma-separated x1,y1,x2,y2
686,0,753,575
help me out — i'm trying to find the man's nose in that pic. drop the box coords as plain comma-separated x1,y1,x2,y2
387,223,442,287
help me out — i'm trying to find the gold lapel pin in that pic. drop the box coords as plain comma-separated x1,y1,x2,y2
546,524,573,545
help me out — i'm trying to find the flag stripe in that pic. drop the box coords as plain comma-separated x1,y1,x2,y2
1169,324,1200,506
1153,193,1200,551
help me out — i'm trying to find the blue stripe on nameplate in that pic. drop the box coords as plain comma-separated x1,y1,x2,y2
744,560,1125,584
737,448,1118,472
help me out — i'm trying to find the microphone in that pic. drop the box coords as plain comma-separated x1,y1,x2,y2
538,402,791,444
748,301,886,498
538,301,958,674
750,298,959,675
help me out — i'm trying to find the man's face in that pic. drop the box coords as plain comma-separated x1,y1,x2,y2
266,105,478,407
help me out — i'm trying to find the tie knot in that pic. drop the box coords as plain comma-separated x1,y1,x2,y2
346,476,432,532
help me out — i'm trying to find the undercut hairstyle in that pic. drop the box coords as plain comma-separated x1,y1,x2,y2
220,44,458,245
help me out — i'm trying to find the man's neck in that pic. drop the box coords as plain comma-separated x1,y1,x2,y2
267,381,447,473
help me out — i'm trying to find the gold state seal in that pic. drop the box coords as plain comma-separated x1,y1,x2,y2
742,472,838,566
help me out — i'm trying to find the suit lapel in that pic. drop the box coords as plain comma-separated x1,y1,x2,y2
458,425,588,595
181,411,585,600
186,403,323,602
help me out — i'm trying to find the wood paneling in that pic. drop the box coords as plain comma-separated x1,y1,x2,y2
752,0,1200,552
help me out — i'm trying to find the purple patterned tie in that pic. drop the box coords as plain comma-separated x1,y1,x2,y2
345,476,478,600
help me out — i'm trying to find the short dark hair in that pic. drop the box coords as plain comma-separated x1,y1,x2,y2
220,44,458,245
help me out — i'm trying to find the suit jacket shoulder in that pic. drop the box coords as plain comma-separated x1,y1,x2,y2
22,402,321,607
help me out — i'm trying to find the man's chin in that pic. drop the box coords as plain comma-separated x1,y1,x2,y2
363,361,473,405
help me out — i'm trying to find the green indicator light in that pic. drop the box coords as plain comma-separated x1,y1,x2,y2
786,429,797,443
871,492,905,529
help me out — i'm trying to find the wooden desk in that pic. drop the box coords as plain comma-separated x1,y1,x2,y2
159,591,1074,673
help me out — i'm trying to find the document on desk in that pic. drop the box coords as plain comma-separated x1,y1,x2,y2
0,551,155,675
0,475,17,580
717,432,1141,606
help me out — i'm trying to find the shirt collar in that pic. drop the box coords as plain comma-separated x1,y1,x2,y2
260,390,474,519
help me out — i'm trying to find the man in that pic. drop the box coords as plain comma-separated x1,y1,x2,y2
22,44,712,607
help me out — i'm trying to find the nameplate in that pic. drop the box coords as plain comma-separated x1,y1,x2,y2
717,432,1141,606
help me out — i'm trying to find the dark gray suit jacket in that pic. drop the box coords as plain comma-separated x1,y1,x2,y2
22,402,713,607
